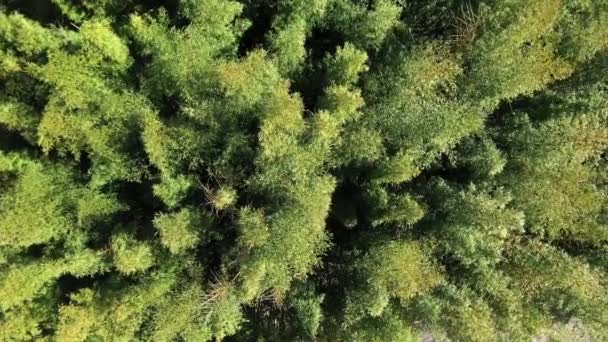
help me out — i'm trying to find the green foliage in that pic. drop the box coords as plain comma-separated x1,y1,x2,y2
290,285,325,337
429,180,525,271
345,241,442,320
0,250,108,312
371,192,426,227
237,207,270,249
56,269,177,341
497,89,608,242
152,174,196,208
0,163,74,248
0,101,38,143
0,160,122,249
0,12,61,57
325,43,369,86
327,0,403,50
111,232,155,275
363,43,484,185
450,134,507,179
1,0,608,340
153,208,212,254
150,285,209,341
268,0,328,76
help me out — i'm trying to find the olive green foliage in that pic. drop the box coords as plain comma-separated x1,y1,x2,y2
1,0,608,340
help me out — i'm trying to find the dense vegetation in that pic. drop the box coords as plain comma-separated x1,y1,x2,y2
1,0,607,340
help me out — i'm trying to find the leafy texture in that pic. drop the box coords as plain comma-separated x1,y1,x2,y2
1,0,608,340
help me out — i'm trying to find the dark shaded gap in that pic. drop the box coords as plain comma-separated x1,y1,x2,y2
238,1,277,56
0,125,39,153
155,94,182,120
314,181,377,324
196,211,239,284
123,0,182,27
3,0,183,29
294,27,345,114
409,151,479,186
403,0,463,40
56,273,113,304
154,0,189,29
232,304,297,342
1,72,51,113
77,150,92,175
2,0,68,26
487,95,536,128
191,170,244,286
124,41,153,93
113,180,164,239
306,27,344,71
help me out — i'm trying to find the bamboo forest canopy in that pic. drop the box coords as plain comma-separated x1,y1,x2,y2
1,0,608,340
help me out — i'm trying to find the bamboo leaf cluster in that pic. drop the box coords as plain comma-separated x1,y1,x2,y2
1,0,608,340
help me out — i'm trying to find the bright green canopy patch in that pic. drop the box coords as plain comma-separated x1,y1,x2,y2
1,0,608,340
